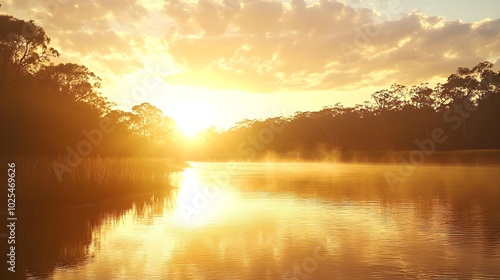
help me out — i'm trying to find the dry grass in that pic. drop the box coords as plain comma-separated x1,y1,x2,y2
8,157,186,208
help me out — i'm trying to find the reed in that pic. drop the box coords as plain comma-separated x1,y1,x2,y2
8,157,186,208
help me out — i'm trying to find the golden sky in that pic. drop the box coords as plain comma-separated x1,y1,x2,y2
2,0,500,132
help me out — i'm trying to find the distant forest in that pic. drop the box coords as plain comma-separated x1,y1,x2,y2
194,60,500,160
1,14,500,161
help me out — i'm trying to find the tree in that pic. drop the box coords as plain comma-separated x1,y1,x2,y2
371,84,408,112
130,102,170,141
0,13,182,157
437,61,495,109
409,83,434,109
435,61,499,144
0,15,59,81
36,63,112,116
312,103,344,149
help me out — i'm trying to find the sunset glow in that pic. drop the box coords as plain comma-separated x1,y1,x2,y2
2,0,500,279
170,103,213,137
172,168,240,228
3,0,499,130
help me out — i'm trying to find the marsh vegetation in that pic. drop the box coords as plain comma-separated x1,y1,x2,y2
8,157,184,208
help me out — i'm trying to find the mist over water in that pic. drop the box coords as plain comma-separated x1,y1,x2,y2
17,162,500,279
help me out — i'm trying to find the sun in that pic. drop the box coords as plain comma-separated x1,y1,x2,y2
169,103,214,138
177,118,204,138
174,109,210,138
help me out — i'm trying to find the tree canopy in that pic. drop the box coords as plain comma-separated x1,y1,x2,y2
0,14,178,157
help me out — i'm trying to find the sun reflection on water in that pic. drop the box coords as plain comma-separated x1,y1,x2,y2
49,163,500,279
171,168,241,228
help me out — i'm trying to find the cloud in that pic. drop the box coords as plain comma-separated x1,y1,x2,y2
55,31,134,55
0,0,164,86
163,0,500,92
2,0,499,93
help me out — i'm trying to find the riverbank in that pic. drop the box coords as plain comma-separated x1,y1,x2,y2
3,157,188,208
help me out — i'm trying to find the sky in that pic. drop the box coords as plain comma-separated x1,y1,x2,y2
2,0,500,132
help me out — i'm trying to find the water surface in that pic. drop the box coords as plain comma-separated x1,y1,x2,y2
24,162,500,279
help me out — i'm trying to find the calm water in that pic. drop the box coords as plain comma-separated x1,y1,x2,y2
21,162,500,279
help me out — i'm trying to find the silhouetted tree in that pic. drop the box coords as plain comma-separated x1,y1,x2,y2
0,14,177,157
0,14,58,82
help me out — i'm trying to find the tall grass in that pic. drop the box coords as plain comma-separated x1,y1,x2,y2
10,157,186,208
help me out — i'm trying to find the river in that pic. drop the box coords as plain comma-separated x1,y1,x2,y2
23,162,500,279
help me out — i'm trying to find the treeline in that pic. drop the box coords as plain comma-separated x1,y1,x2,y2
2,14,500,161
0,14,179,157
190,62,500,161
